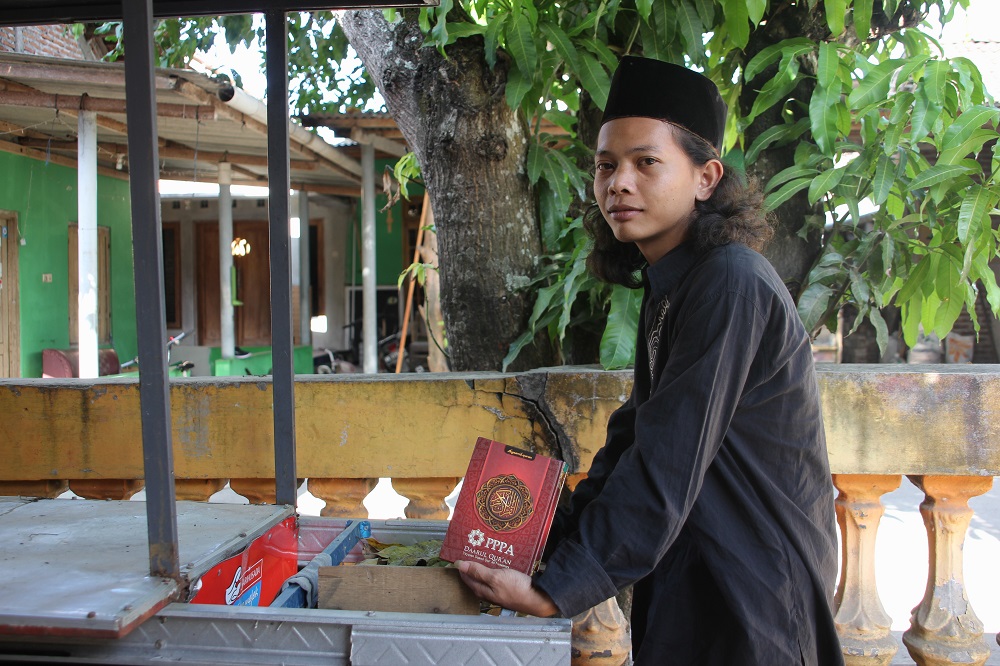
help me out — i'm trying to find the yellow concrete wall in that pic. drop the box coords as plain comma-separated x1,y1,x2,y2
1,365,998,482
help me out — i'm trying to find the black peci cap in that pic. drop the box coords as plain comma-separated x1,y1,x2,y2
602,56,728,152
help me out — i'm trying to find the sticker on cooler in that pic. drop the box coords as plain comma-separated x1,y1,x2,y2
225,559,264,606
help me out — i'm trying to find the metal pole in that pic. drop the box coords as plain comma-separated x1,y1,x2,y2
265,9,297,507
121,0,179,580
218,162,235,359
298,189,311,347
77,109,99,379
361,143,377,373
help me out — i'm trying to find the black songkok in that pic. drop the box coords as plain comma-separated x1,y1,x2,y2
602,56,727,153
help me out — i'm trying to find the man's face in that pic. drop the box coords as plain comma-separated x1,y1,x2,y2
594,117,714,264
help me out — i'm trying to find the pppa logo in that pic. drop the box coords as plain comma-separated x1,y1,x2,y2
467,529,485,547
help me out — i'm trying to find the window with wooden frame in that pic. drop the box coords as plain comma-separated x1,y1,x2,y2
68,224,111,345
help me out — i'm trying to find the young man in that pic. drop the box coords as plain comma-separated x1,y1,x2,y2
458,56,842,664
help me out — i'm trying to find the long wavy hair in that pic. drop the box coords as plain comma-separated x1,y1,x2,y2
584,122,773,288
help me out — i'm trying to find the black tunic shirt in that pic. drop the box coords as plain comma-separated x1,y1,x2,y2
534,242,843,665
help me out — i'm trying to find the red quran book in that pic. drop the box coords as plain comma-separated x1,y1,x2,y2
440,437,568,575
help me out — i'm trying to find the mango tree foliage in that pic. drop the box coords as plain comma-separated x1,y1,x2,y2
412,0,999,368
100,0,1000,370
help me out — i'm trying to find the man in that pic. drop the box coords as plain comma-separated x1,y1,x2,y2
458,56,842,665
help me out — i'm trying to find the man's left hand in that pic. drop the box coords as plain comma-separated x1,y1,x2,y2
455,560,559,617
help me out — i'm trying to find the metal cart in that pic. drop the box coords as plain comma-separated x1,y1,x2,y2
0,1,573,663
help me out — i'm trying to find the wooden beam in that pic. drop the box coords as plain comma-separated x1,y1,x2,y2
0,90,215,119
0,118,52,141
0,59,177,91
173,79,362,183
16,137,319,170
350,127,408,158
0,138,127,181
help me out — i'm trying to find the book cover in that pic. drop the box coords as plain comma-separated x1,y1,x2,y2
440,437,567,575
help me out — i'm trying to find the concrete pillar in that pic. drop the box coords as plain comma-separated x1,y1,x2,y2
77,110,99,379
218,162,235,359
361,142,377,373
298,190,312,346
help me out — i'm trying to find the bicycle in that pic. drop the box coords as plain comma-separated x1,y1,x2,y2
120,330,195,377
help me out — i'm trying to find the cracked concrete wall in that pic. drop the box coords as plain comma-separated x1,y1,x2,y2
1,365,999,483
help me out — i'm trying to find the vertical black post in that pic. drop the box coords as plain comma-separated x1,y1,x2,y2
121,0,179,579
265,9,297,507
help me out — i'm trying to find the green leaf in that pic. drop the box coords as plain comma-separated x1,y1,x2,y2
636,0,654,22
538,181,565,250
527,141,544,185
540,150,574,215
508,12,538,78
941,105,1000,152
505,66,533,110
906,163,973,190
444,22,486,45
923,60,951,105
797,283,834,333
883,119,905,156
577,51,610,110
747,71,798,125
870,307,889,356
872,153,894,205
558,250,590,339
747,0,766,24
825,0,847,35
933,255,964,338
895,55,930,90
809,81,841,155
580,37,618,72
895,254,931,305
910,90,941,143
888,91,915,125
502,320,542,372
745,118,809,164
848,59,904,110
900,294,921,347
764,177,813,212
744,37,814,83
600,285,641,370
817,42,839,89
938,128,995,166
972,250,1000,313
765,164,819,193
542,109,576,134
539,22,581,71
723,0,749,49
692,0,715,26
764,163,819,193
853,0,873,38
807,166,846,204
677,0,705,55
958,184,999,243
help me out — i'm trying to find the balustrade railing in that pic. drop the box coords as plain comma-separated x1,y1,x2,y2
1,366,998,664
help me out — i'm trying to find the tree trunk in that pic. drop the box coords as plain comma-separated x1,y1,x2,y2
740,4,831,298
339,10,555,371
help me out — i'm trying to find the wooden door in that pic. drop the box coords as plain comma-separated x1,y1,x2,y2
0,212,20,377
68,224,111,345
197,221,271,347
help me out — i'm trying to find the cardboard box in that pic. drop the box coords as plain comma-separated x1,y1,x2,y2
317,566,480,615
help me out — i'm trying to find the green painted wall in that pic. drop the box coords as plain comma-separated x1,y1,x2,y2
0,152,136,377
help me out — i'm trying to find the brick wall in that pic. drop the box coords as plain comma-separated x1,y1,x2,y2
0,25,85,60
